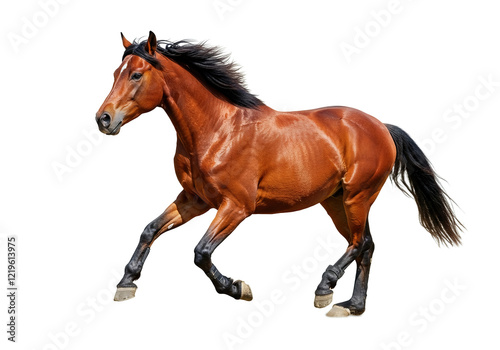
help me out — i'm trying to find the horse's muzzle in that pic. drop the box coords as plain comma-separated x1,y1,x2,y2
96,112,122,135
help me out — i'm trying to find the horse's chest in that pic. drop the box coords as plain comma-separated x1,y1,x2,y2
174,154,222,207
174,153,195,191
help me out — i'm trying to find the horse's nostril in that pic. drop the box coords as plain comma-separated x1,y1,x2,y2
100,113,111,128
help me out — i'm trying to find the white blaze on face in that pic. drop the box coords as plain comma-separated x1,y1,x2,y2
120,61,128,75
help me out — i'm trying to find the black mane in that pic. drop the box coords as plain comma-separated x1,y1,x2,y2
123,39,263,109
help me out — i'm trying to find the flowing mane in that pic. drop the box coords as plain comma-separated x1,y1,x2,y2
122,39,263,109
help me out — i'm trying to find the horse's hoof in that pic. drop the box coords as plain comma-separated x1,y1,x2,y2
326,305,351,317
114,287,137,302
314,293,333,308
237,280,253,301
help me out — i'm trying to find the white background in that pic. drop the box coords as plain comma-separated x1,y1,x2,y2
1,0,499,349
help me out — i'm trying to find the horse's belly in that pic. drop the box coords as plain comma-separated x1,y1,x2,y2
254,165,343,214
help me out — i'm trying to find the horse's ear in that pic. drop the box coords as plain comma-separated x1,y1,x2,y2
145,31,157,55
121,32,132,49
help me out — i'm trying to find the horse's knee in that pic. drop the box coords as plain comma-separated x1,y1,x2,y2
139,222,158,244
194,246,211,271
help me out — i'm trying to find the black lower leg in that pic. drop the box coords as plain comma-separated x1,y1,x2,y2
336,241,374,314
117,221,159,288
117,244,150,288
207,265,242,299
194,248,242,299
315,244,363,296
336,227,374,314
315,265,345,296
315,219,374,298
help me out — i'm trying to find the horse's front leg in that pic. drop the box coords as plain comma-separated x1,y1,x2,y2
193,199,253,301
114,191,210,301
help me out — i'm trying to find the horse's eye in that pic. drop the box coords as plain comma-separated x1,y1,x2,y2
131,72,143,81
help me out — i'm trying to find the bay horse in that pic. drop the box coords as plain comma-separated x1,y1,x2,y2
95,31,462,317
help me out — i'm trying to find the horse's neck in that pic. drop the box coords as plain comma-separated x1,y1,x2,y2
159,59,240,155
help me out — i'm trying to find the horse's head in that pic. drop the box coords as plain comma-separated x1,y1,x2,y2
96,31,164,135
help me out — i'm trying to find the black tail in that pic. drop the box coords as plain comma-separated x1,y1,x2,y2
385,124,463,246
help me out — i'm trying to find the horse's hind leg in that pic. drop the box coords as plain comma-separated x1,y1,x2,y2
314,188,378,316
331,222,374,316
314,193,352,309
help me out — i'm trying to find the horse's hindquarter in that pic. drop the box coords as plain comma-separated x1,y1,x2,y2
338,108,396,184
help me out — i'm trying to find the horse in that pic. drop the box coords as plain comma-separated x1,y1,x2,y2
95,31,462,317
